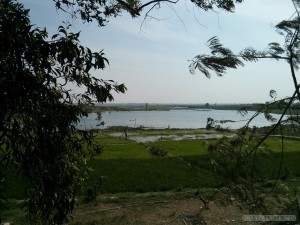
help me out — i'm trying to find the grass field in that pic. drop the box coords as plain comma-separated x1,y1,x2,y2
2,129,300,198
81,129,300,195
83,131,218,194
2,128,300,224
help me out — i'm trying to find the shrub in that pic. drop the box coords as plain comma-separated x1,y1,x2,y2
148,146,168,157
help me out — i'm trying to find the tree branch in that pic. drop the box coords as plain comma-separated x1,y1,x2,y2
288,1,300,100
140,2,162,30
289,56,300,100
138,0,179,11
246,90,297,159
116,0,179,17
166,2,187,32
244,55,289,60
116,0,141,16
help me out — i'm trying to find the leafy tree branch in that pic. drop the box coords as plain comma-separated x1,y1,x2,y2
191,0,300,208
53,0,243,26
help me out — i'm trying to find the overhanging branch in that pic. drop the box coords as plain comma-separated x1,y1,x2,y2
116,0,179,17
138,0,179,11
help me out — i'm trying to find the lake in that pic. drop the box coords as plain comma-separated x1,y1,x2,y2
78,109,282,130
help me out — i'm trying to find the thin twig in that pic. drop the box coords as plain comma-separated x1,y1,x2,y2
192,5,208,29
166,2,188,32
248,90,297,198
294,188,300,220
246,90,297,159
274,124,285,193
140,3,171,31
140,3,157,29
199,195,209,209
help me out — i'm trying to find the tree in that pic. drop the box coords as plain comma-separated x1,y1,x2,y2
0,0,244,224
0,0,126,224
189,0,300,211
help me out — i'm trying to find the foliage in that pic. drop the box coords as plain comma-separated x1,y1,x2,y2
206,117,232,130
0,0,126,224
53,0,243,27
147,145,168,157
190,0,300,208
189,36,244,77
207,128,269,206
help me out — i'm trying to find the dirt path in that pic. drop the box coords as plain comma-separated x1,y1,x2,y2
69,192,272,225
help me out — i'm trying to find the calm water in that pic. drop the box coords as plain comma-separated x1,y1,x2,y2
77,109,282,130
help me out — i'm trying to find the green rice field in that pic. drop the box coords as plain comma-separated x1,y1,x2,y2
82,129,300,194
2,128,300,199
2,128,300,224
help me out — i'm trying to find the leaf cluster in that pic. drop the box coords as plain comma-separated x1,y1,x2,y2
53,0,243,27
189,36,244,77
189,16,300,77
190,0,243,12
0,0,125,224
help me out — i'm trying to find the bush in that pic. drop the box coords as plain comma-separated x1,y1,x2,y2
148,146,168,157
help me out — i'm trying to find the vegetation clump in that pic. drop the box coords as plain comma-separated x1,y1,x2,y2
148,145,168,157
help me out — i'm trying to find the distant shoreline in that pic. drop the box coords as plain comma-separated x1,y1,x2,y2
83,103,284,114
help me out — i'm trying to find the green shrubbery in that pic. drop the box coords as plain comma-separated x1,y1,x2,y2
147,145,168,157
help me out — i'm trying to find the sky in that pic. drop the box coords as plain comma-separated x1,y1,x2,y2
22,0,296,104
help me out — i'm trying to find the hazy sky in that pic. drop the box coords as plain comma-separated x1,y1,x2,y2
22,0,296,104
